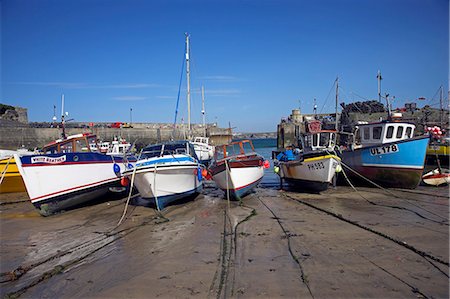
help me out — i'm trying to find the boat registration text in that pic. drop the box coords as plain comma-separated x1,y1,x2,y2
307,161,325,170
370,144,399,156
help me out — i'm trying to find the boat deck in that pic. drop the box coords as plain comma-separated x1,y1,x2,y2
1,184,448,298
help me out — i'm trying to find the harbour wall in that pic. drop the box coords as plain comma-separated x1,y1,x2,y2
0,125,233,150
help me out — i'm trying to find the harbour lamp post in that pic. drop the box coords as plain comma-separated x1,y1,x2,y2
130,108,133,126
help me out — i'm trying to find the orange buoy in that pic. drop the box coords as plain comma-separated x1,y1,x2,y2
120,177,130,187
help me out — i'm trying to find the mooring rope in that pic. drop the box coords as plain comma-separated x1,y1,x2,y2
0,156,13,185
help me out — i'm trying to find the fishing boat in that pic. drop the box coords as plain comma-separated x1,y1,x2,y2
274,120,341,192
106,137,132,156
15,133,132,216
339,120,429,189
192,136,214,165
14,95,133,216
122,141,203,210
209,139,267,200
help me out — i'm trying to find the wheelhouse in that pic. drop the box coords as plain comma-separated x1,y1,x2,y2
300,130,337,153
42,133,99,154
214,140,256,160
355,122,415,147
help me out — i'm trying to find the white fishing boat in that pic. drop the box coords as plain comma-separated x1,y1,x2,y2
192,136,214,165
209,140,267,200
106,137,132,156
14,95,133,216
275,120,341,192
15,132,132,216
122,141,203,210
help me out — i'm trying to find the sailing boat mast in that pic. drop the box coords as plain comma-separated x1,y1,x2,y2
439,85,444,128
185,33,191,135
201,85,206,137
335,77,339,132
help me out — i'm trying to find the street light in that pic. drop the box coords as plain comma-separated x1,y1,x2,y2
130,108,133,126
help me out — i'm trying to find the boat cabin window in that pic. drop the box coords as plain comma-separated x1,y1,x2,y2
75,140,84,152
304,132,335,151
43,145,58,154
373,126,382,139
405,127,412,138
396,126,404,139
60,140,74,153
358,123,416,146
363,127,370,140
386,126,394,139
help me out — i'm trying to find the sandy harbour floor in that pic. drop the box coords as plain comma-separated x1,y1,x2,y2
0,183,449,299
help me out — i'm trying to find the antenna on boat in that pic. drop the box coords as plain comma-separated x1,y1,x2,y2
61,94,67,139
313,98,317,117
201,85,206,137
377,70,382,103
185,32,191,137
335,77,339,144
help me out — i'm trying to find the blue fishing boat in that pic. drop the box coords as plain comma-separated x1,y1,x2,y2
339,121,429,189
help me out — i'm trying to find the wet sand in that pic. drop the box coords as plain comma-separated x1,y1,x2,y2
1,183,448,298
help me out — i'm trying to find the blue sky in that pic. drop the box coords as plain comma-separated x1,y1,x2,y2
1,0,448,132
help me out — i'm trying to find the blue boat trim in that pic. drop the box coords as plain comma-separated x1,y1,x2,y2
136,156,196,168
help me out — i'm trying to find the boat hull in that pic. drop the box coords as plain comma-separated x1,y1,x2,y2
279,154,340,192
422,169,450,186
15,153,127,216
340,136,429,189
210,157,264,200
124,156,202,210
0,157,26,193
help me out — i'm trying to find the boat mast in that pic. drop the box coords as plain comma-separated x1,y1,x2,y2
61,94,67,139
439,85,444,128
377,70,382,103
185,33,191,136
201,85,206,137
335,77,339,130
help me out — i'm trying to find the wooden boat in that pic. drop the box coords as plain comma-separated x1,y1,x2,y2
15,133,133,216
275,122,341,192
122,141,203,210
209,140,266,200
422,168,450,186
339,121,429,189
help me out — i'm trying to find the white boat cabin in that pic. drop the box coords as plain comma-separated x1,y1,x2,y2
299,130,336,153
107,140,131,155
355,122,415,147
193,137,210,145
